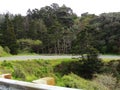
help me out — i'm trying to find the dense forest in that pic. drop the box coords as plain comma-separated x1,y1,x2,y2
0,3,120,55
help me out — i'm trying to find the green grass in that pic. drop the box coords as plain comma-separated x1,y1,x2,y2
0,46,11,57
16,52,39,56
0,60,53,81
0,58,119,90
103,58,120,62
46,58,77,66
0,58,76,81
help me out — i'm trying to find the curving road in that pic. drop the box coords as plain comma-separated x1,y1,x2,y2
0,55,120,61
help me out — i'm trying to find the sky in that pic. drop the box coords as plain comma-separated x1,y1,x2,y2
0,0,120,16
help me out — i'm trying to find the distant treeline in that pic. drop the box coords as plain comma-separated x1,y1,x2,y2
0,3,120,54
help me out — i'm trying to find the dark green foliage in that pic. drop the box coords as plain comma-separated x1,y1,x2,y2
72,25,99,55
0,14,18,54
55,58,103,79
80,58,103,79
71,25,103,79
12,15,27,39
90,13,120,54
56,4,74,28
0,4,120,55
101,60,120,80
54,61,80,76
25,3,76,54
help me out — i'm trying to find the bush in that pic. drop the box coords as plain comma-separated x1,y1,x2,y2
93,74,120,90
60,73,108,90
31,40,42,53
80,58,103,79
54,58,103,79
1,60,13,68
0,60,13,74
11,60,53,81
54,60,81,76
4,46,10,53
62,73,87,89
101,60,120,79
12,66,26,80
0,46,9,57
17,39,42,53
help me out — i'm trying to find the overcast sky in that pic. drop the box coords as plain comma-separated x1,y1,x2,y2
0,0,120,16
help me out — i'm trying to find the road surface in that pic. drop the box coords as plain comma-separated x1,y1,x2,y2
0,55,119,61
0,55,72,61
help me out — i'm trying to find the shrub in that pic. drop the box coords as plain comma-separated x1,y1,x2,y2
0,46,9,56
60,73,108,90
1,60,13,68
62,73,87,89
93,74,119,90
4,46,10,53
0,60,13,74
17,39,42,53
11,60,53,81
80,58,103,79
54,58,103,79
12,66,26,80
101,60,120,79
54,60,81,76
31,40,42,53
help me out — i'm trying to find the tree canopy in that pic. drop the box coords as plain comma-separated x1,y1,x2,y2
0,3,119,54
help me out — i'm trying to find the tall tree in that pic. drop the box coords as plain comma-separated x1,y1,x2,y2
72,26,103,79
91,12,120,54
0,14,18,54
12,14,27,39
72,25,99,57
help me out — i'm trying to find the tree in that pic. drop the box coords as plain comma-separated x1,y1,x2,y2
12,14,27,39
0,14,18,54
72,26,103,79
37,3,76,54
56,4,74,28
90,12,120,54
17,39,42,53
72,26,98,56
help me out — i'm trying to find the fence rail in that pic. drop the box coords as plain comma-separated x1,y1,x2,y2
0,78,81,90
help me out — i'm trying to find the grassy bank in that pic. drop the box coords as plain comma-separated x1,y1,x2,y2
0,59,120,90
0,59,74,81
0,46,11,57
